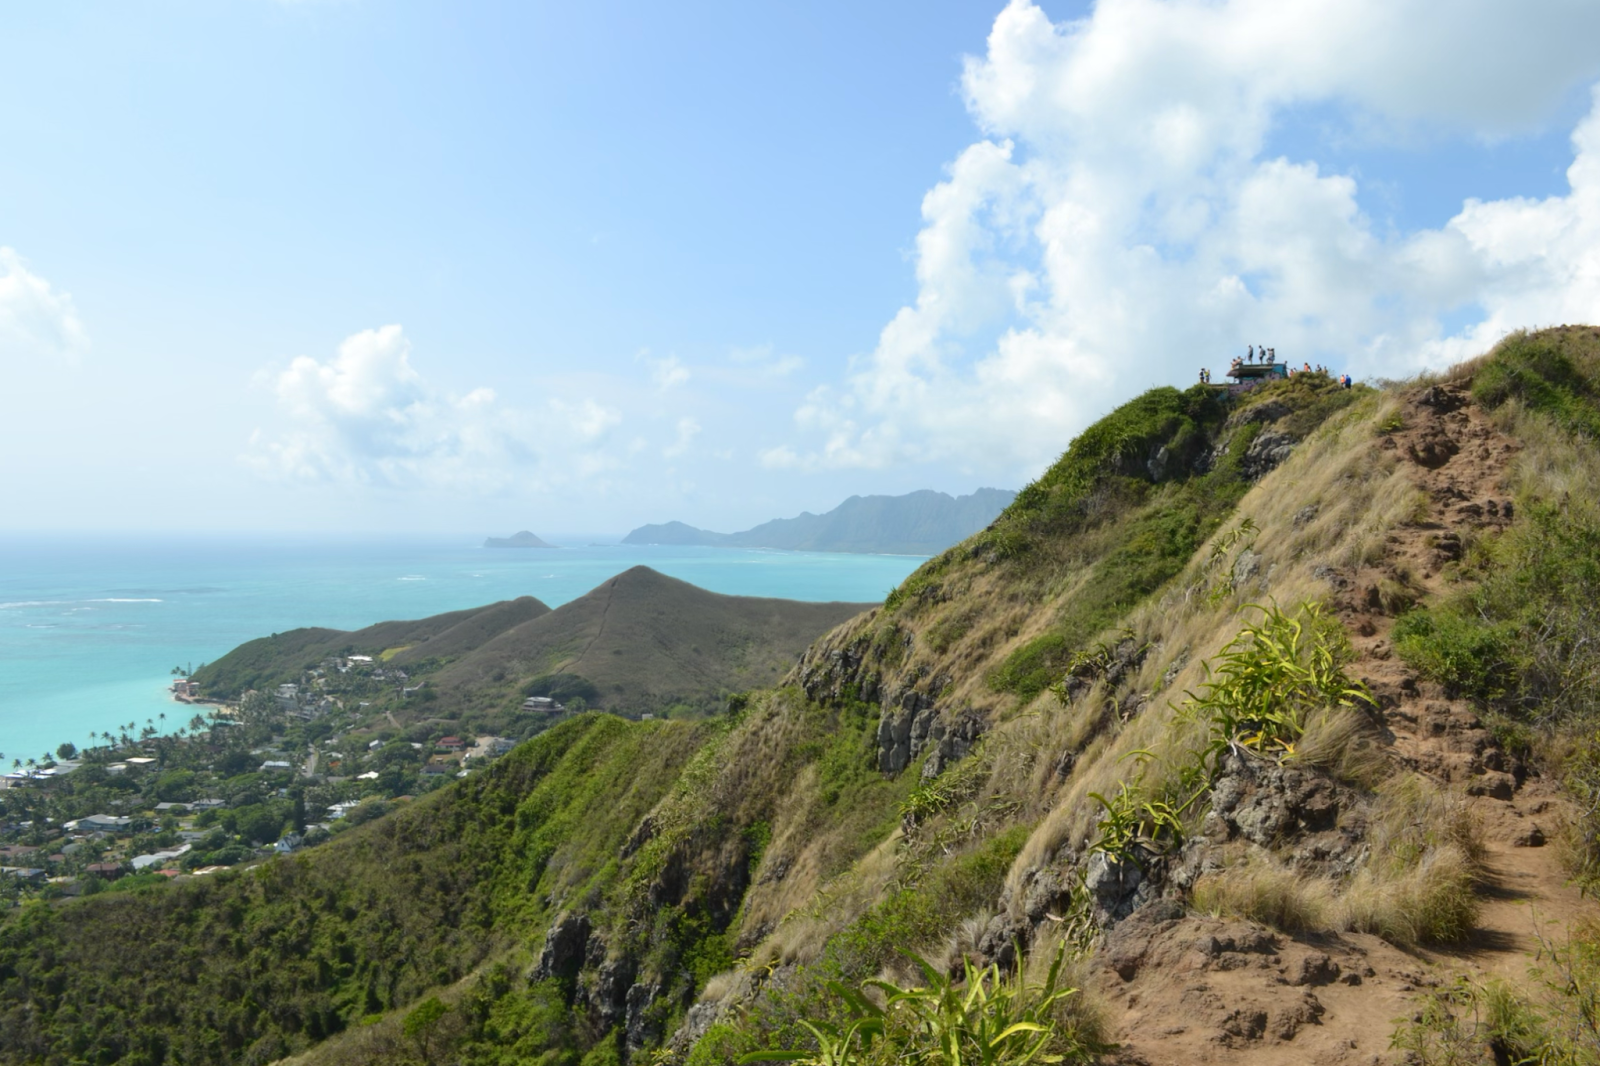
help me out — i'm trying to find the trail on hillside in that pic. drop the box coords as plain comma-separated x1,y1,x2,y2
1097,381,1599,1066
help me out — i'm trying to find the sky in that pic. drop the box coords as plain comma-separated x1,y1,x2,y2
4,0,1600,537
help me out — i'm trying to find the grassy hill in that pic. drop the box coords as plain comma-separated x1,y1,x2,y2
410,566,876,717
192,568,873,722
8,333,1600,1066
190,596,552,700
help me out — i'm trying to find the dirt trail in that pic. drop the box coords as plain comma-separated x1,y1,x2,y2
1097,382,1599,1065
1347,382,1592,980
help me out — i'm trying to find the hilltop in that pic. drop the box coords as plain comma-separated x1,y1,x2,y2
623,487,1016,555
192,566,873,722
412,566,875,718
5,332,1600,1066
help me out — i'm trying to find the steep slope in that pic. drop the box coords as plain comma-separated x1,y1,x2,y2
416,566,873,716
0,715,712,1065
623,488,1017,555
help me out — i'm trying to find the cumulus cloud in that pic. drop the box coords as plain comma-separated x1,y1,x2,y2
665,416,701,458
644,353,690,390
730,344,805,376
248,325,622,491
779,0,1600,477
0,248,89,363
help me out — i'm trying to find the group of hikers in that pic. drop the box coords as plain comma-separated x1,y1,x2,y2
1197,344,1354,389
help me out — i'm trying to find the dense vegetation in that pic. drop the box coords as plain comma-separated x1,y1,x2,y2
0,715,710,1066
905,375,1361,699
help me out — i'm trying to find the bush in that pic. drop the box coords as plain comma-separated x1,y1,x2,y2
742,941,1096,1066
1396,496,1600,725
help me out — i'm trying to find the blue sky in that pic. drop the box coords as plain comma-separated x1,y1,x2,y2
5,0,1600,536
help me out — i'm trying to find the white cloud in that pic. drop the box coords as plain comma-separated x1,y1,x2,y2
0,248,88,364
665,416,701,458
730,343,804,376
646,353,690,390
778,0,1600,478
248,324,623,492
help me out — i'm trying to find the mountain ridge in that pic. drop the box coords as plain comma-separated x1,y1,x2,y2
623,487,1015,555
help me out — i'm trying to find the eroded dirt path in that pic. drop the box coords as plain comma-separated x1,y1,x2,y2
1097,382,1598,1065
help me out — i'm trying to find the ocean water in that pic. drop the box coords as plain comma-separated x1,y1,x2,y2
0,535,924,763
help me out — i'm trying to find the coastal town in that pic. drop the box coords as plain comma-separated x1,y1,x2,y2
0,652,568,906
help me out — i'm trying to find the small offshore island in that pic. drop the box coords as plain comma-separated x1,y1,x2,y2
483,530,557,548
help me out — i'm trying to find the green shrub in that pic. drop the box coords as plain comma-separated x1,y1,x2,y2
741,941,1093,1066
1396,497,1600,724
1184,601,1371,769
1473,332,1600,439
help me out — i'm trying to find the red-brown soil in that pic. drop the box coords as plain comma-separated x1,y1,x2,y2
1093,382,1599,1065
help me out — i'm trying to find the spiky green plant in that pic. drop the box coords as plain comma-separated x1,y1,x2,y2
1184,601,1373,773
740,941,1091,1066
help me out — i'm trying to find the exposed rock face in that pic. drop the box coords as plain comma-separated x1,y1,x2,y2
1167,750,1367,886
625,981,663,1054
920,712,986,780
1084,851,1156,924
1240,428,1296,479
535,912,591,983
876,687,938,773
584,957,635,1029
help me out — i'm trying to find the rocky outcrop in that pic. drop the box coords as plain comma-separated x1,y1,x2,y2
534,912,591,983
1240,428,1297,479
625,981,664,1054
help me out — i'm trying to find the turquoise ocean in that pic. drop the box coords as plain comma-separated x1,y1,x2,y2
0,536,925,763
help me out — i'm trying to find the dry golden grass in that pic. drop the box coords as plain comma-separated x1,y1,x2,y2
1192,853,1331,932
1193,774,1485,946
1294,707,1392,788
1000,387,1432,898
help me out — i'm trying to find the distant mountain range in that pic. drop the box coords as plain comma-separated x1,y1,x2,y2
484,531,556,549
621,488,1016,556
192,566,871,718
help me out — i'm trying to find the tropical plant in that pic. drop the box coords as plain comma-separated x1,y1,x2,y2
741,941,1089,1066
1183,601,1372,773
1085,778,1185,865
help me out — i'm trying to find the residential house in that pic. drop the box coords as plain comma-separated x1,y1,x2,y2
131,844,191,871
66,814,133,833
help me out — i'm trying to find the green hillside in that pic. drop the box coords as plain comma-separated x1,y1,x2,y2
7,333,1600,1066
413,566,875,717
192,568,872,722
190,596,552,700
